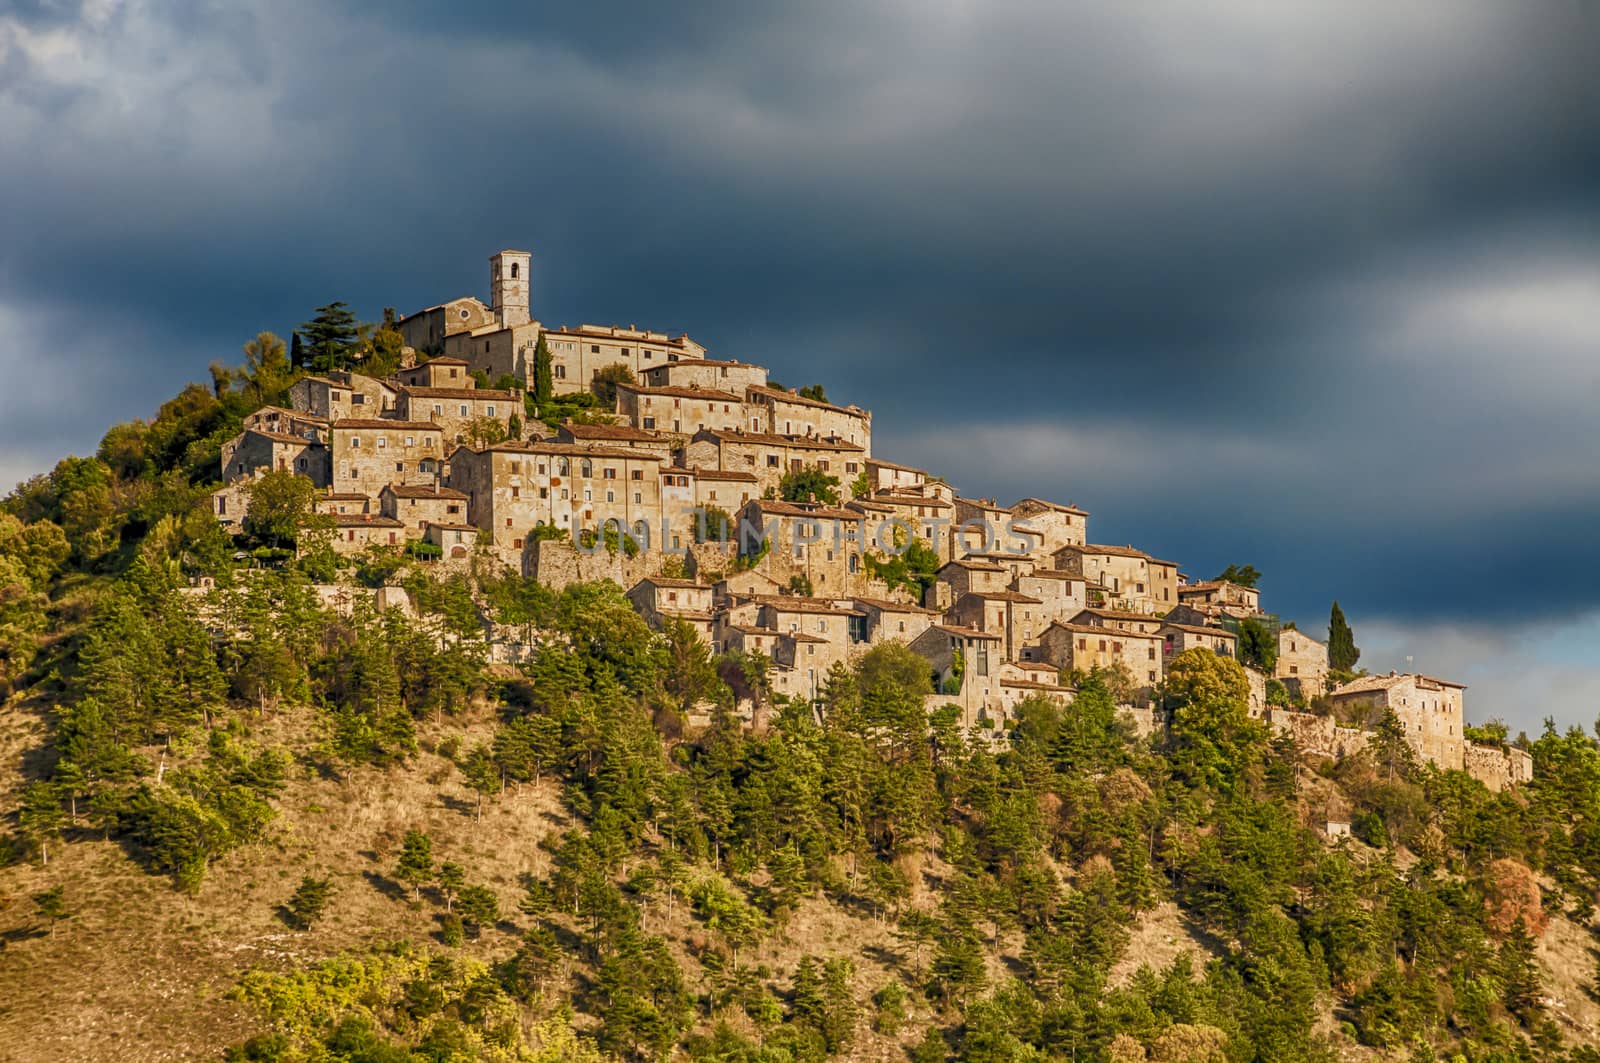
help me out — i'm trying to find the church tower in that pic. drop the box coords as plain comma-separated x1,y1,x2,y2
489,250,531,327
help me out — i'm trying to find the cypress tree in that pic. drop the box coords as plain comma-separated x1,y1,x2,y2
532,331,555,404
289,330,306,370
1328,600,1360,672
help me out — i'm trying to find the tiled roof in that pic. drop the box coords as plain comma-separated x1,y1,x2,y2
331,419,441,431
332,514,404,528
746,384,866,415
401,386,521,400
1011,496,1090,517
745,499,862,521
932,623,1001,641
618,383,744,402
384,484,469,500
850,596,940,614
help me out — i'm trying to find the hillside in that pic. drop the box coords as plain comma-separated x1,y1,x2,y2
4,348,1600,1063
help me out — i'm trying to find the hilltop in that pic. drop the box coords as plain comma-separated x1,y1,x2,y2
1,257,1598,1062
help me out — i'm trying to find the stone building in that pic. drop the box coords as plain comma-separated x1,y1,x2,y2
641,358,767,392
315,491,375,516
627,577,717,643
395,357,475,389
1160,622,1238,667
221,427,330,486
1052,543,1180,614
850,596,940,645
745,385,871,452
1009,497,1090,555
1036,621,1163,700
379,483,470,538
241,406,327,442
735,498,865,595
1276,627,1330,700
328,513,406,555
682,428,865,500
1177,580,1262,617
615,383,747,435
1070,607,1165,637
328,419,444,493
1328,672,1466,771
395,384,522,446
539,324,708,396
290,371,396,421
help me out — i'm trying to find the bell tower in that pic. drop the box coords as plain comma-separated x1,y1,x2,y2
489,249,531,327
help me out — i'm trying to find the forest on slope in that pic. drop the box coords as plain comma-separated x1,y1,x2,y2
4,335,1600,1062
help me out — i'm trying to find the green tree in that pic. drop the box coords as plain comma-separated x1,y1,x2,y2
18,781,66,865
592,364,635,408
437,862,465,913
1236,616,1277,672
243,470,322,548
238,331,295,408
779,465,840,505
797,384,829,403
457,884,500,937
285,875,333,930
460,744,500,820
395,829,434,902
1215,564,1261,588
32,886,71,936
289,330,307,370
300,302,362,374
532,332,555,404
1328,600,1360,673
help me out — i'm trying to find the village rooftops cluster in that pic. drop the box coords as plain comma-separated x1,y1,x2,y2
208,247,1530,790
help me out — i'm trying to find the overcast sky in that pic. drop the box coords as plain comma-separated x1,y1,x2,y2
2,1,1597,731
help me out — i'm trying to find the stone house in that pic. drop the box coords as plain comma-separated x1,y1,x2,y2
314,491,375,516
395,385,523,446
849,596,940,645
682,428,865,499
539,324,708,396
1014,570,1088,626
1177,580,1262,617
1036,621,1164,699
854,490,955,561
911,623,1002,701
745,385,871,452
936,558,1011,600
379,483,470,538
555,422,677,459
1276,627,1330,700
210,475,259,531
328,513,406,555
290,371,396,421
328,419,444,493
424,522,482,559
221,427,330,486
1009,497,1090,554
1160,622,1238,667
1052,543,1180,615
395,356,474,389
865,457,928,494
447,440,666,557
615,383,747,435
948,590,1047,662
399,252,530,355
736,498,865,595
241,406,327,442
399,297,501,357
627,577,717,643
1070,607,1165,637
641,358,768,392
1328,672,1466,771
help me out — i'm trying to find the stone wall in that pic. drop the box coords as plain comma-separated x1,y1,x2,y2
1267,709,1372,760
1464,743,1535,792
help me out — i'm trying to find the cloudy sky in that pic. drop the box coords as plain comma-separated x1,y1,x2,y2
2,1,1597,731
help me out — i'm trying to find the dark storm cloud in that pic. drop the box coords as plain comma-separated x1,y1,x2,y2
2,1,1598,638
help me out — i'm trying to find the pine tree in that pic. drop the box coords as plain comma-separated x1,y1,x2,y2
289,330,307,370
285,875,333,930
300,302,362,374
395,829,434,901
1328,600,1360,673
32,886,71,936
437,862,465,912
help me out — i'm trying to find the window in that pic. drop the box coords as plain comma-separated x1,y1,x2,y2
591,344,600,353
643,416,656,429
513,538,523,548
555,366,566,379
606,490,615,502
557,458,570,476
433,404,443,415
580,459,593,478
511,487,520,499
1148,647,1156,660
405,436,415,446
351,436,361,448
767,455,780,468
603,468,617,479
630,469,642,480
352,393,365,405
510,262,519,278
377,436,387,448
634,492,642,504
395,462,404,473
486,405,495,418
459,405,469,417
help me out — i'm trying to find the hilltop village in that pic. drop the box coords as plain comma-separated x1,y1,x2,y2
211,249,1531,792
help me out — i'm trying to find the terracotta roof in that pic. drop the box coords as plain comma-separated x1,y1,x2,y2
644,357,756,370
459,441,665,461
383,483,469,500
873,492,952,509
1056,542,1179,566
940,559,1006,573
851,595,940,614
932,623,1001,641
331,419,441,432
618,382,744,403
692,428,865,452
845,498,895,513
559,422,667,442
1045,620,1161,640
318,491,372,501
333,514,404,528
1010,497,1090,517
784,631,830,644
1024,569,1085,582
425,522,482,533
746,384,866,416
1001,679,1072,692
1333,672,1467,696
866,457,927,474
1160,622,1237,639
401,385,521,400
546,324,695,345
955,497,1012,514
638,577,706,589
419,356,469,366
747,595,865,616
1076,606,1161,622
965,590,1044,604
674,465,759,483
745,499,862,521
240,428,322,446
